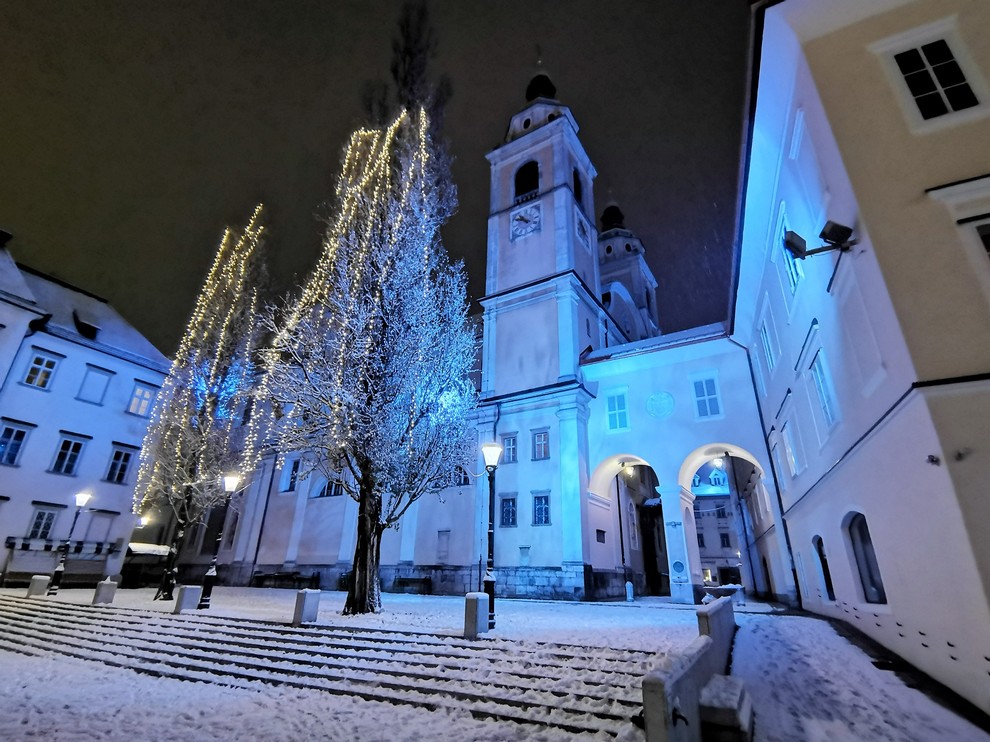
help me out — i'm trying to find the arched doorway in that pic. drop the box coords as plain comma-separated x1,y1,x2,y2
678,443,774,597
587,456,666,597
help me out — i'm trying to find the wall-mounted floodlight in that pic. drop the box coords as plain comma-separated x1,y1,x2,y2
784,220,858,259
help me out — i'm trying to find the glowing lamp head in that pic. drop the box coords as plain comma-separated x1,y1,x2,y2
139,515,151,527
481,442,503,469
712,457,724,470
223,473,242,493
74,492,92,508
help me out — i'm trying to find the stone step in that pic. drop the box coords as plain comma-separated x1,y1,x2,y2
0,595,649,737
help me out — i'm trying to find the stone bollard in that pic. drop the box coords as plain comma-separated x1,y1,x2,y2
26,575,50,598
173,585,202,614
92,578,117,605
625,580,635,602
293,589,321,626
464,592,488,639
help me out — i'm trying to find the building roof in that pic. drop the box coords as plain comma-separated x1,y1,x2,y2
16,262,169,371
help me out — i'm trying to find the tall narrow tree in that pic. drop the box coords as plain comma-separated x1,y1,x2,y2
247,108,476,614
135,205,268,599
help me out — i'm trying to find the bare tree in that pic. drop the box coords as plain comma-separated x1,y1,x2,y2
134,205,268,600
247,109,476,614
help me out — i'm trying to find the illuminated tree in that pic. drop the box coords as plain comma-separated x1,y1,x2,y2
135,205,268,600
247,109,476,614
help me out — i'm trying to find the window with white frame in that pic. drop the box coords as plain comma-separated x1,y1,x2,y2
606,391,629,431
105,445,137,484
871,18,989,133
51,434,86,475
0,421,31,466
24,350,60,389
809,350,838,429
781,421,801,478
760,321,776,375
719,532,731,549
454,466,470,486
780,212,803,293
77,365,114,404
697,532,705,548
692,376,722,419
533,493,551,526
532,430,550,460
502,434,517,464
128,382,158,416
500,495,517,527
28,507,59,539
847,513,887,604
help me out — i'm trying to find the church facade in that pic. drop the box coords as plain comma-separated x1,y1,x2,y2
211,0,990,713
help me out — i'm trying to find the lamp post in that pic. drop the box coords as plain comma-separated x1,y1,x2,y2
197,473,242,610
48,492,92,596
481,442,502,630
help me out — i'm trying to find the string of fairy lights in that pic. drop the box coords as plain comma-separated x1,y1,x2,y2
243,108,438,481
133,205,266,518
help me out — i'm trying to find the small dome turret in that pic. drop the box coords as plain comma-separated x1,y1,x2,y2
600,204,625,231
526,73,557,102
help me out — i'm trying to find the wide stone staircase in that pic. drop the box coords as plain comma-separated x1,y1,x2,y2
0,594,650,737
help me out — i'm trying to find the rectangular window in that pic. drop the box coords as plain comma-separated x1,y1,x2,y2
0,423,30,466
781,422,801,478
500,497,517,527
716,504,727,519
781,227,803,292
693,377,722,419
78,366,113,404
502,434,517,464
281,459,300,492
437,530,450,563
627,501,639,551
978,223,990,259
697,532,705,548
810,351,838,428
760,322,776,374
128,382,158,417
893,40,978,121
532,431,549,460
105,446,136,484
51,436,86,475
29,508,58,540
606,392,629,431
533,494,551,526
720,533,731,549
24,351,59,389
596,529,606,544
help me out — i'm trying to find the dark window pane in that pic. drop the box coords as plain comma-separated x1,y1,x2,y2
894,48,925,74
945,83,979,111
932,60,965,88
915,92,949,119
976,224,990,257
921,39,953,66
904,69,937,96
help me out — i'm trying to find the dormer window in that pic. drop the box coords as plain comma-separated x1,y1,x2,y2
514,161,539,204
72,309,100,340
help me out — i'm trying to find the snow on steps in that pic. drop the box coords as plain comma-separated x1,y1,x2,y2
0,594,652,737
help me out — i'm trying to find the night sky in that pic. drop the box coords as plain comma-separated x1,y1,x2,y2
0,1,752,356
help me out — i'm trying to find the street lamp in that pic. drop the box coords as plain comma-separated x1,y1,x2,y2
198,472,243,610
481,442,502,629
48,491,92,596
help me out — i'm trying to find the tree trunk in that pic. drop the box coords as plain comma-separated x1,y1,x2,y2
344,484,383,614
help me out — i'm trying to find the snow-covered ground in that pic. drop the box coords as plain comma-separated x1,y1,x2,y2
0,587,986,741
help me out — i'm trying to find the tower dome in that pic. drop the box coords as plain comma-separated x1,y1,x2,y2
525,73,557,102
600,204,625,231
